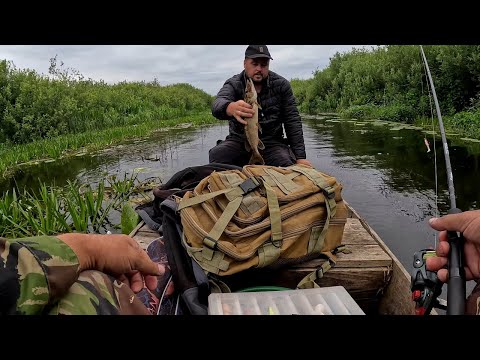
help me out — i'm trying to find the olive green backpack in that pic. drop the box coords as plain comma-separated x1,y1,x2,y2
177,164,347,289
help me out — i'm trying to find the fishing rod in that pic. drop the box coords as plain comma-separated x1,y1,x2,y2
419,45,465,315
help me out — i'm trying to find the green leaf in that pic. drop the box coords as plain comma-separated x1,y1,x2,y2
121,203,140,235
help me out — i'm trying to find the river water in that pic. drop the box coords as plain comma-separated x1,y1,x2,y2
4,115,480,307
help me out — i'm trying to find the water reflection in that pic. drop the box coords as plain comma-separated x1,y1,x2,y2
1,124,230,193
303,115,480,304
305,116,480,215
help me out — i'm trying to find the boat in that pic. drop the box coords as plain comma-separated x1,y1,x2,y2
130,199,425,315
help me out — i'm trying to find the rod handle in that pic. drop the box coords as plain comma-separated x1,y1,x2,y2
446,207,466,315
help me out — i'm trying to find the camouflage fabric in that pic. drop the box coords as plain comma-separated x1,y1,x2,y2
0,235,150,315
51,270,150,315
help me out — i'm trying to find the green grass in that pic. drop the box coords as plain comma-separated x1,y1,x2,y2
0,173,158,238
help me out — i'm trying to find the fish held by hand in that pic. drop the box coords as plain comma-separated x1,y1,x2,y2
244,78,265,165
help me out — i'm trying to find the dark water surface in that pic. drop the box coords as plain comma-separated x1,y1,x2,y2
4,115,480,307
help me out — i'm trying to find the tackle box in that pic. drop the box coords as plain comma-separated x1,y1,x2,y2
208,286,365,315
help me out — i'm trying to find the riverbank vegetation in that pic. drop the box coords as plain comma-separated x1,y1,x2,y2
0,57,216,176
0,173,156,238
0,112,217,178
291,45,480,139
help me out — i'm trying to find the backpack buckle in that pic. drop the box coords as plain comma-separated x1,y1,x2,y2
322,186,336,199
316,267,325,279
203,235,218,249
239,177,261,194
270,238,283,248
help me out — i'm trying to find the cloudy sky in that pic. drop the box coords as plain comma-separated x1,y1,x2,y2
0,45,364,95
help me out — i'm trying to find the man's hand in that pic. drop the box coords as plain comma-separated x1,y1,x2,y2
426,210,480,283
226,100,255,125
57,233,161,293
296,159,312,167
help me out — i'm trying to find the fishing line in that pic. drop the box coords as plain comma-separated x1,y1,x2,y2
157,274,173,315
174,294,180,315
419,45,465,315
420,47,439,248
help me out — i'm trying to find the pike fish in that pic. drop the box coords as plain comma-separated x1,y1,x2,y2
424,138,431,153
244,77,265,165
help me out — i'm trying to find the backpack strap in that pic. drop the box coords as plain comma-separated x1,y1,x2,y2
296,260,333,289
201,196,243,259
208,278,232,293
296,252,337,289
177,176,262,211
289,165,337,253
258,181,282,267
288,165,337,217
263,167,302,195
296,246,349,289
181,232,230,274
200,177,284,270
179,176,263,274
177,187,235,210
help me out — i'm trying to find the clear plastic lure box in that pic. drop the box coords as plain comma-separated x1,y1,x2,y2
208,286,365,315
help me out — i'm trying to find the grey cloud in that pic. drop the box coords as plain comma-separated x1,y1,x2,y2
0,45,360,95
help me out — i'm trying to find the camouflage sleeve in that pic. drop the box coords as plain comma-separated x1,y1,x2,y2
0,235,80,315
50,270,151,315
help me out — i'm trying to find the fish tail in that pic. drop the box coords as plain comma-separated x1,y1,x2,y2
249,150,265,165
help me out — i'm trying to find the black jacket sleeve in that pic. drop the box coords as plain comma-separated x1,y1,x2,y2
281,80,306,159
211,79,237,120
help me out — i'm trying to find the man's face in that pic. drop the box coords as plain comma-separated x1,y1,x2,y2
244,58,269,83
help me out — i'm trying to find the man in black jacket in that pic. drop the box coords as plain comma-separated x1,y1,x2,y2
209,45,312,168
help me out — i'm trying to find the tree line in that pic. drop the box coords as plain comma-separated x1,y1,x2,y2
0,57,214,145
3,47,480,146
291,45,480,138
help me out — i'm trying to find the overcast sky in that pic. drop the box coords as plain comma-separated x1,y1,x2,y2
0,45,365,95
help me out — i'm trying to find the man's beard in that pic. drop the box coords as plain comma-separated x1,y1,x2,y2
252,74,265,83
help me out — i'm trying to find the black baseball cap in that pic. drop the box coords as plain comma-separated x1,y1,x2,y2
245,45,273,60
